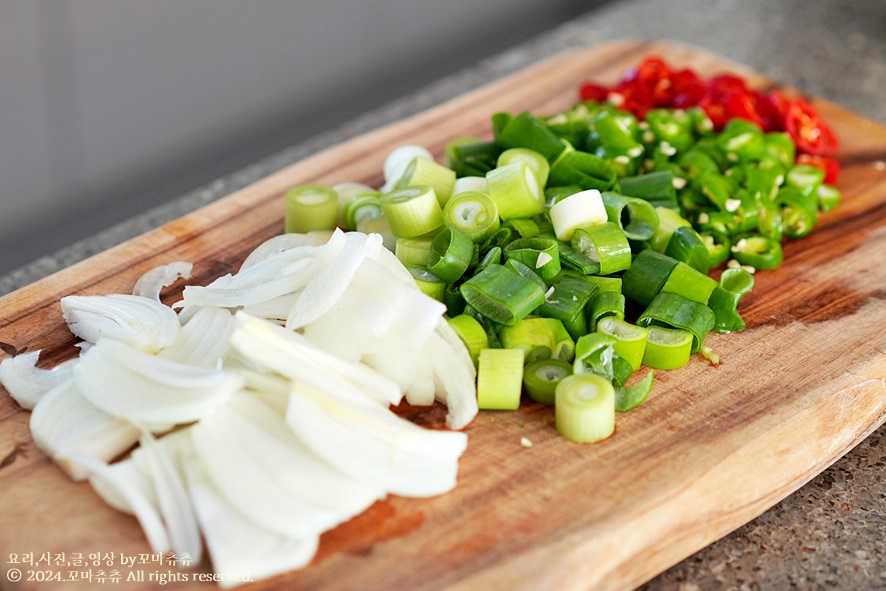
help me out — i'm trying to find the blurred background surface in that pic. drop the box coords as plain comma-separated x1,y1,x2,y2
0,0,597,277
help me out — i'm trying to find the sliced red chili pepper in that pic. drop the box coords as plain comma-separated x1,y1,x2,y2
785,99,839,156
670,68,705,108
753,90,787,132
765,90,790,123
698,95,729,130
796,154,841,184
610,81,653,119
579,82,610,103
706,74,748,100
722,89,764,128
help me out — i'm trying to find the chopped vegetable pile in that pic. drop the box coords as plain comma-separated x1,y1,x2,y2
0,55,843,585
298,54,843,444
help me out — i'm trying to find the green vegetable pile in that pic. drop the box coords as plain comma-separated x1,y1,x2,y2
284,80,841,445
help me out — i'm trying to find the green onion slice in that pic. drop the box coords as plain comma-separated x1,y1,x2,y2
447,314,488,367
571,222,632,276
379,185,444,238
524,358,573,406
427,227,473,283
284,184,339,234
477,348,525,410
554,373,616,443
395,156,457,207
596,317,649,372
615,369,655,412
587,290,626,332
636,292,716,353
499,317,559,364
443,190,501,244
647,207,692,253
641,326,693,370
600,191,660,241
407,266,445,301
618,170,679,210
497,147,551,188
549,189,609,242
395,237,433,268
486,160,545,220
503,236,561,281
665,226,710,274
660,260,719,305
459,264,546,326
621,249,679,307
343,191,383,230
707,267,755,333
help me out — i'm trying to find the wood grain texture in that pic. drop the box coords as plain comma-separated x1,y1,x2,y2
1,39,885,591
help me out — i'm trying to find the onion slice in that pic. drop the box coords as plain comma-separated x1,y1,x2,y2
132,261,193,301
171,429,319,585
286,383,468,497
0,351,78,410
29,379,141,480
74,338,242,427
190,392,385,539
61,294,181,353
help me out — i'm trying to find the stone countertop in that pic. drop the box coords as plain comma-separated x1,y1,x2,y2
2,0,884,588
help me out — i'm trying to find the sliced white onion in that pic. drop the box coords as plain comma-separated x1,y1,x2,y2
298,256,404,362
360,287,447,392
285,233,380,330
74,338,242,427
173,433,319,586
29,379,141,480
132,261,193,301
427,319,479,430
191,393,385,539
286,383,468,497
61,293,181,354
0,350,78,410
180,229,347,310
60,451,171,553
133,433,203,565
239,232,334,272
158,306,236,369
403,354,436,406
230,313,401,408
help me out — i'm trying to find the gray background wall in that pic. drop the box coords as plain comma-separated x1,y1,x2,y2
0,0,598,277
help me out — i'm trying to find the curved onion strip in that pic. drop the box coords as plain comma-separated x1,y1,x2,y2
231,313,402,407
29,379,141,480
159,306,236,369
286,384,468,497
180,230,347,310
59,451,171,553
285,233,380,330
132,262,193,301
172,433,318,587
0,351,78,410
360,287,447,392
134,433,203,565
299,258,407,362
74,339,242,426
403,355,436,406
191,393,384,539
239,231,334,272
61,294,181,353
430,318,479,430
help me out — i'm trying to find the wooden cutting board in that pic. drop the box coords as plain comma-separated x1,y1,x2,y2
1,39,885,591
